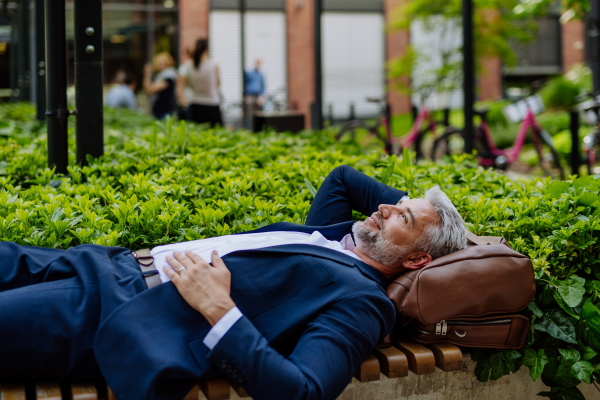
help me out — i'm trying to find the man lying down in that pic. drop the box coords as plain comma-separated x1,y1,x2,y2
0,165,466,400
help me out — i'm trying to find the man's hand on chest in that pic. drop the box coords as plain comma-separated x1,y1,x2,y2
164,250,236,326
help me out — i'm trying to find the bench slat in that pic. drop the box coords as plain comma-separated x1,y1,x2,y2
230,381,250,398
71,384,98,400
183,384,199,400
36,383,61,400
353,353,380,382
393,339,436,375
426,342,463,372
0,383,26,400
200,377,230,400
372,345,409,378
107,387,118,400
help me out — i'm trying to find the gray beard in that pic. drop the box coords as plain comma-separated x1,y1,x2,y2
352,219,414,267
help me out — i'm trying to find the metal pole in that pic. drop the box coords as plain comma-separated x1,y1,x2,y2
591,1,600,94
462,0,475,154
74,0,103,165
45,0,69,174
35,0,46,120
17,0,31,101
569,110,581,175
148,0,155,61
241,0,246,125
312,0,323,130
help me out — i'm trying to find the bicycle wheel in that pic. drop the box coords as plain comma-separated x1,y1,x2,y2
535,130,565,180
430,128,465,161
336,120,390,153
336,120,372,142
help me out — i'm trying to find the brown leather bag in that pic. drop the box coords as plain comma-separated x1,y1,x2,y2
386,231,535,349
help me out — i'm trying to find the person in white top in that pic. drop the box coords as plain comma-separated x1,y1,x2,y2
177,38,223,127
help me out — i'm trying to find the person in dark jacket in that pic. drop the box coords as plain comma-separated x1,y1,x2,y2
143,52,178,119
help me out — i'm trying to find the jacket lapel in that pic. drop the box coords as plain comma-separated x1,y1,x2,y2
228,244,389,288
241,221,355,241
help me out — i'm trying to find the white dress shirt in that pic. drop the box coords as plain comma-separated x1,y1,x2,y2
150,230,359,349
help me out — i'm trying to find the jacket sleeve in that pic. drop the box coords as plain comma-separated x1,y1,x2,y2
204,293,395,400
305,165,407,226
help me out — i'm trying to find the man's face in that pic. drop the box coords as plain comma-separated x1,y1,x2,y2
352,199,438,267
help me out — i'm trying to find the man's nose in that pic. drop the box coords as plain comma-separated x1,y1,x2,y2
378,204,393,218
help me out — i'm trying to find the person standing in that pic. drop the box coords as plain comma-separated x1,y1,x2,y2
106,73,138,110
244,57,266,127
143,53,178,120
177,39,223,127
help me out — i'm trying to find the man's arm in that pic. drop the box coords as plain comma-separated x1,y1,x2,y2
164,251,395,400
305,165,407,226
208,295,392,400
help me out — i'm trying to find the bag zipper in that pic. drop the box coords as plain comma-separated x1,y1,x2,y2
425,319,512,336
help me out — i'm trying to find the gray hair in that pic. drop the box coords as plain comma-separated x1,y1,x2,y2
419,186,467,260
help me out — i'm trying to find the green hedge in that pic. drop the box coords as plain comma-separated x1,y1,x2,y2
1,104,600,398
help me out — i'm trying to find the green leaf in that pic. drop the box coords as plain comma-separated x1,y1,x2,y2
553,290,580,320
558,348,580,362
474,357,491,382
489,352,504,380
528,302,543,318
571,360,594,384
580,300,600,340
557,276,586,308
522,349,548,381
546,181,570,197
304,179,317,198
535,309,577,344
381,155,397,185
537,387,585,400
578,192,600,208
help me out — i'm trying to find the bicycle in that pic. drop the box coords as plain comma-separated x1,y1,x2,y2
335,97,445,161
430,95,565,180
578,93,600,175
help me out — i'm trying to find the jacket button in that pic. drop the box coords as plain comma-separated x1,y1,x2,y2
232,371,238,378
227,365,233,373
220,360,227,369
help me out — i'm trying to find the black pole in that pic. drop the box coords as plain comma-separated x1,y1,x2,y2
570,110,581,175
74,0,104,165
312,0,323,130
45,0,69,174
590,0,600,94
17,0,31,101
241,0,246,125
35,0,45,120
462,0,475,154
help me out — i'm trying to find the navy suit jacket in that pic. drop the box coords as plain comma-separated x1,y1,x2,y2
94,221,396,400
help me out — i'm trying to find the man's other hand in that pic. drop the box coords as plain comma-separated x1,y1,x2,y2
164,250,236,326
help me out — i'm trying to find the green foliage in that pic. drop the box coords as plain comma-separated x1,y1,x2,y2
540,76,581,111
2,103,600,396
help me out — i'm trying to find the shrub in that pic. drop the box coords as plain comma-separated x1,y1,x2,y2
1,104,600,397
540,76,581,111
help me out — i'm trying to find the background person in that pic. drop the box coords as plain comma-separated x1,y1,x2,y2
243,57,265,128
177,39,223,127
106,73,138,110
143,52,178,119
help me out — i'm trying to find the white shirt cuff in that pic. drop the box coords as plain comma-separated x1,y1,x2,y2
203,306,243,350
400,195,410,201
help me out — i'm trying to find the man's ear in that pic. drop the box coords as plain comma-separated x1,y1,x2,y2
401,251,432,270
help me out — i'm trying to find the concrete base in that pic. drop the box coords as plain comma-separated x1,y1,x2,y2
198,354,599,400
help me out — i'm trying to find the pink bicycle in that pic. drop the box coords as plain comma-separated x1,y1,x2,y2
431,102,564,180
335,97,443,161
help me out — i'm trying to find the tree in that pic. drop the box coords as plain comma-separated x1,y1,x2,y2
387,0,584,98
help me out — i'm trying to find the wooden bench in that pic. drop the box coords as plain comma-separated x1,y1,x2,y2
0,339,463,400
